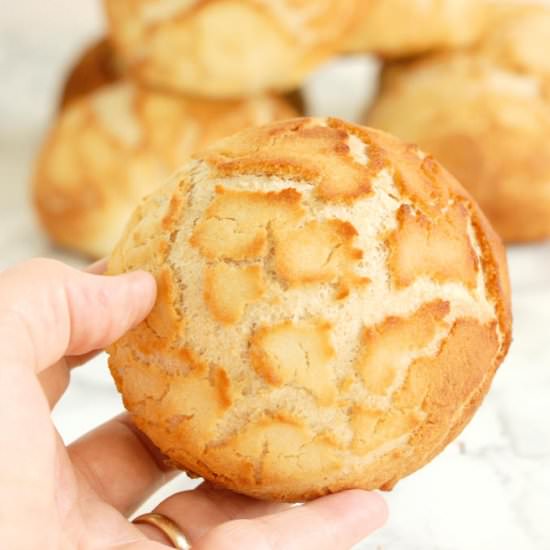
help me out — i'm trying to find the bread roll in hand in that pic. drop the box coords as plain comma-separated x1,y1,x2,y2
107,118,512,502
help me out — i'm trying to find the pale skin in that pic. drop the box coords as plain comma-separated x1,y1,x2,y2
0,258,388,550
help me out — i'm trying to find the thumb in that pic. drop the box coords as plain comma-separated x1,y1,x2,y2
0,258,156,371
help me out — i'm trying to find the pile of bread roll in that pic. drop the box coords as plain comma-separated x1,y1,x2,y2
31,0,528,500
32,0,485,258
35,0,549,255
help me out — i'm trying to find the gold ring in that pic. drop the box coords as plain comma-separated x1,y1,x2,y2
133,512,191,549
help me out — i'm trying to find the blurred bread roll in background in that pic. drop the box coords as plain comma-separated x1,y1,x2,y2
33,83,298,258
102,0,358,98
59,39,120,109
107,117,511,501
344,0,486,57
365,3,550,242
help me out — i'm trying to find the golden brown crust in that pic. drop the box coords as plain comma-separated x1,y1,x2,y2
189,186,304,261
366,125,512,348
355,300,450,395
344,0,486,57
107,117,511,502
33,83,298,258
103,0,358,98
202,118,384,201
387,202,479,289
250,319,337,405
204,264,265,324
380,317,500,490
274,219,369,298
59,38,120,110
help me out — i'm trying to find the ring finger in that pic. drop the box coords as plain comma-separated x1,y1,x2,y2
136,488,387,550
137,482,292,545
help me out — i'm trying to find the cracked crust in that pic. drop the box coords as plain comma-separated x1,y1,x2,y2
250,319,337,406
355,300,450,395
33,82,298,258
273,219,369,299
387,202,479,289
190,186,304,260
365,4,550,243
102,0,358,98
204,264,265,324
107,117,512,501
344,0,486,57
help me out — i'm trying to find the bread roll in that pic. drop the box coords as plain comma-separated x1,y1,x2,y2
365,4,550,242
107,117,511,502
344,0,486,57
59,39,120,109
33,83,298,258
103,0,357,98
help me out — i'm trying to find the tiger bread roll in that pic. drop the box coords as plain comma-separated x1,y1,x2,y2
344,0,486,57
107,117,512,502
365,3,550,242
103,0,358,98
33,83,298,259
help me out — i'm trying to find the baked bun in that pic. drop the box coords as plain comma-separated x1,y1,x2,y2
107,117,511,502
33,83,298,258
103,0,357,98
59,38,120,109
365,4,550,243
344,0,486,57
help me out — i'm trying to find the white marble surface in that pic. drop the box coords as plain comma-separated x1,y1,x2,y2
1,2,549,549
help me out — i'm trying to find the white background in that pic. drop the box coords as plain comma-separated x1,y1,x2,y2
1,2,550,548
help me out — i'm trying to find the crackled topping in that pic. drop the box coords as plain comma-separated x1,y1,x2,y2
204,119,380,201
393,318,499,414
250,319,336,405
351,406,424,454
145,266,184,342
356,300,450,395
204,264,265,324
274,219,369,298
364,128,452,214
211,367,233,409
387,202,479,289
190,186,304,260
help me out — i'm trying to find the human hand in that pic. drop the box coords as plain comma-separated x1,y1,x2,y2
0,258,387,549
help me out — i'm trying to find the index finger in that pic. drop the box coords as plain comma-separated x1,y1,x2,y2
37,257,137,408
